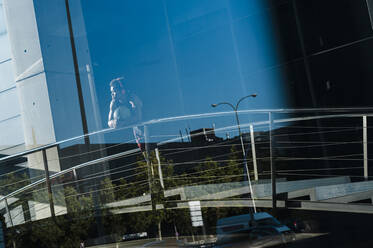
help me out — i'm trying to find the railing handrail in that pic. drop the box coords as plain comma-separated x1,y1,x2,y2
0,147,140,202
158,112,373,145
1,108,373,219
2,107,373,164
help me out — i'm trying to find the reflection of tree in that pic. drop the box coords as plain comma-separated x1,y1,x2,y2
98,151,194,238
33,186,94,248
4,143,256,246
191,145,251,233
99,177,126,242
5,186,95,248
99,177,115,204
186,145,245,189
125,151,175,238
0,173,30,195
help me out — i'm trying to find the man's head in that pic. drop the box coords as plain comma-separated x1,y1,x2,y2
110,77,126,101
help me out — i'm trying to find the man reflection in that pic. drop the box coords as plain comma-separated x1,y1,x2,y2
108,77,143,148
108,77,142,128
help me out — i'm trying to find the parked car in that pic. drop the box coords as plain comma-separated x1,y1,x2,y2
215,212,295,248
122,232,147,241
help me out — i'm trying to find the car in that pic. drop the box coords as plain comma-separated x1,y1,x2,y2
122,232,148,241
215,212,296,248
215,226,295,248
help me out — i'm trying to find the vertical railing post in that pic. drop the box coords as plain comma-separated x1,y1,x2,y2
269,112,277,212
235,113,256,214
72,168,80,193
4,198,13,227
250,124,258,181
144,125,162,240
72,168,77,181
143,125,154,199
155,148,164,190
363,116,368,180
42,149,55,218
5,198,16,248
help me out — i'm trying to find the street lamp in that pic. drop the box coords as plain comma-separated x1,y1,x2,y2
211,94,257,215
211,94,257,136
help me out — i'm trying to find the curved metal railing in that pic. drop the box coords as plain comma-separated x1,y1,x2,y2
1,107,373,227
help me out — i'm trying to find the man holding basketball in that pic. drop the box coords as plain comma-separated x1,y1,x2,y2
108,77,143,148
108,77,142,128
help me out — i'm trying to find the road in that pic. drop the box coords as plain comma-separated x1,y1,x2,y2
87,233,328,248
87,237,178,248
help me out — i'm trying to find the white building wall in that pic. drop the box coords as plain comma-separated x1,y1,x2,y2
2,0,105,222
3,0,62,221
0,0,25,155
2,0,106,221
3,0,56,148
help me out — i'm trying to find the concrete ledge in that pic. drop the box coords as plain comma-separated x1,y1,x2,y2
315,180,373,201
253,176,350,198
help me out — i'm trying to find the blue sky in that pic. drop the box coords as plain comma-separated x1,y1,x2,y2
78,0,290,143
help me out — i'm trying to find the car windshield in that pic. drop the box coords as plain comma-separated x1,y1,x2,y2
251,228,279,237
256,218,282,227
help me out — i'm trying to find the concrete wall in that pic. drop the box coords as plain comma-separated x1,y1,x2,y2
3,0,62,221
2,0,105,221
0,0,25,155
3,0,104,145
3,0,57,148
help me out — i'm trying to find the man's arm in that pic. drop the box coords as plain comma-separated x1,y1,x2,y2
130,94,143,123
108,100,117,128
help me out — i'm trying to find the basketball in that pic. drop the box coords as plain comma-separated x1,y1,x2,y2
113,105,131,121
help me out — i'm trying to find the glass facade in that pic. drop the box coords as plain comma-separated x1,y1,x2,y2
1,0,373,247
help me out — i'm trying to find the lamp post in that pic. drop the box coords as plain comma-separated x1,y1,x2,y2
212,94,257,215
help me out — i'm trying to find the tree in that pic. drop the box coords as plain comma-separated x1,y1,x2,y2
6,185,95,248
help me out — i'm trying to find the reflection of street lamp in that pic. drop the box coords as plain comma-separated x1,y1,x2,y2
212,94,257,214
